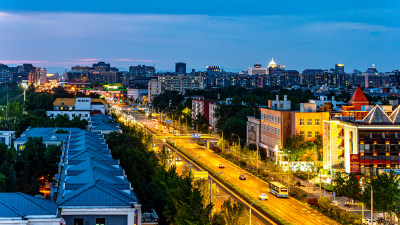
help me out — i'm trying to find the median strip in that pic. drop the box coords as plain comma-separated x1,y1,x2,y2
166,140,292,225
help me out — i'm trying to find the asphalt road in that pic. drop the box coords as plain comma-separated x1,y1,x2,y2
126,109,337,225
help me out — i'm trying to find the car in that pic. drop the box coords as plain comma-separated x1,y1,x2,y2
239,175,246,180
218,164,225,168
258,193,268,200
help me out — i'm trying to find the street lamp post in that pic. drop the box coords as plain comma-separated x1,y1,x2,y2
249,199,264,225
361,182,373,224
210,172,223,205
189,157,201,176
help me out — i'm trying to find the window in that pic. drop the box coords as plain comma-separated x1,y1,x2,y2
278,129,280,135
315,131,320,136
74,218,84,225
300,118,304,125
315,119,320,125
300,131,304,138
274,127,277,134
307,119,312,125
96,218,105,225
278,117,280,124
85,114,88,117
307,131,313,138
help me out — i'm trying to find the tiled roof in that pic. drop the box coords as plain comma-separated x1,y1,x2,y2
55,129,138,208
0,193,58,217
53,98,76,106
349,86,369,104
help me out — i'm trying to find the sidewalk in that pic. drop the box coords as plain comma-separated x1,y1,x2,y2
295,177,373,219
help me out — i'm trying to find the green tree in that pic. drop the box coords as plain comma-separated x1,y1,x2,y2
220,198,246,225
211,211,226,225
333,172,361,202
362,170,400,219
0,173,6,192
283,135,315,161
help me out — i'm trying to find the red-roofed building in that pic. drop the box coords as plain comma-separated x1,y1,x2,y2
341,87,371,120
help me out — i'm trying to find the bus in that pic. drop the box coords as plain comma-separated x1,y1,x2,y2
269,182,288,198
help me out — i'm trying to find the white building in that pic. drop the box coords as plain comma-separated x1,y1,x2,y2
46,97,108,120
159,75,205,94
148,80,162,104
127,88,148,101
0,131,15,148
209,103,218,129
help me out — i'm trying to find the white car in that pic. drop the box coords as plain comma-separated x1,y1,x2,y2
258,193,268,200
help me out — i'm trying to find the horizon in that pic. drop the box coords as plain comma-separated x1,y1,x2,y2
1,1,400,73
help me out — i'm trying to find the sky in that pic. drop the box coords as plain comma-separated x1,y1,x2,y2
1,0,400,73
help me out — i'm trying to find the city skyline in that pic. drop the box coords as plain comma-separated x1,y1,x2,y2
1,1,400,73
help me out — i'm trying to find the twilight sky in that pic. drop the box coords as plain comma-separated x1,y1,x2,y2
1,0,400,73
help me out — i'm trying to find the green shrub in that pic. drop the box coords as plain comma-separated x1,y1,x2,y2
307,198,319,207
289,187,307,201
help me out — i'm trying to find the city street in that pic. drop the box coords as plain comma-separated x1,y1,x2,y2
126,109,338,225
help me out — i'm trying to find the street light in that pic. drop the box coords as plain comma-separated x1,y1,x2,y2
249,199,264,225
361,181,373,224
189,157,201,176
210,172,223,204
215,128,224,140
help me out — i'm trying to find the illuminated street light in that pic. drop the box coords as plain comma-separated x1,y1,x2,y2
249,199,265,225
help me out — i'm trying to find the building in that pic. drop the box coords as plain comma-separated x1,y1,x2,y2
175,62,186,74
289,104,330,142
335,64,345,74
46,97,108,120
148,80,163,104
13,127,157,225
206,66,220,76
129,65,155,77
159,75,205,94
192,99,216,124
0,131,15,148
28,67,47,86
0,192,62,224
246,116,261,144
209,103,218,129
127,88,149,101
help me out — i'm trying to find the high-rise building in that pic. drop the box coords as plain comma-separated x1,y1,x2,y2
206,66,220,76
129,65,155,77
175,62,186,74
335,64,345,74
28,67,47,85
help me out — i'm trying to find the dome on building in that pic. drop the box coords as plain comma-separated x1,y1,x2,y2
268,58,277,68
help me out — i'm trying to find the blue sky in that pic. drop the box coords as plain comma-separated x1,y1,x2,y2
1,0,400,73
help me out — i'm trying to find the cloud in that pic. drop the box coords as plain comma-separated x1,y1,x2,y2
77,58,102,62
0,60,47,64
110,59,153,62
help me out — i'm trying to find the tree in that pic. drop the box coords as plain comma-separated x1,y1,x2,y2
282,135,315,161
333,172,361,202
220,198,246,225
0,173,6,192
362,170,400,220
211,211,226,225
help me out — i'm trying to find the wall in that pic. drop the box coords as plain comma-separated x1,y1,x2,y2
62,215,127,225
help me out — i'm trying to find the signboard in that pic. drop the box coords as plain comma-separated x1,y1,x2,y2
350,154,359,163
193,171,208,179
192,134,201,138
134,108,138,110
333,192,335,197
166,120,172,124
350,164,360,173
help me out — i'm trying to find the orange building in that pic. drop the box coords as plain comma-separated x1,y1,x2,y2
340,86,370,120
289,110,330,140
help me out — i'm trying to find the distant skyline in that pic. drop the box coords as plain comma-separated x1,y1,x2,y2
1,1,400,73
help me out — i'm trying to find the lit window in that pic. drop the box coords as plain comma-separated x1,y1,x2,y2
307,119,312,125
300,118,304,125
315,131,320,136
307,131,313,138
96,218,105,225
300,131,304,138
315,119,320,125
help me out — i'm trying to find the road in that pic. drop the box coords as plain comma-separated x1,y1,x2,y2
121,109,338,225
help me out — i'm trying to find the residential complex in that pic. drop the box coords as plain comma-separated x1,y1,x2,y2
46,97,108,120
